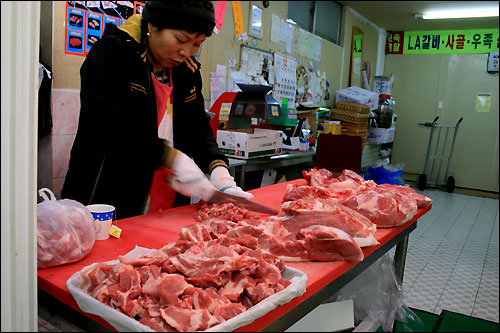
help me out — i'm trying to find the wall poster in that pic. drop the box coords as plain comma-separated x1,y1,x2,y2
273,52,296,106
65,1,134,56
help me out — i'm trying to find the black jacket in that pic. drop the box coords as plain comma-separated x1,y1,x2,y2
62,16,227,219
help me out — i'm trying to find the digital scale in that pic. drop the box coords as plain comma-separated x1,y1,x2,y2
209,84,297,139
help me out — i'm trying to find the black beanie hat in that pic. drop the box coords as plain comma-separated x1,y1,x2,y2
142,1,216,37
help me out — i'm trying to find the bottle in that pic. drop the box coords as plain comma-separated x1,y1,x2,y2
378,94,394,128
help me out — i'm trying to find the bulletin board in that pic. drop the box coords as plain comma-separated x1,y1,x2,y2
65,1,142,57
236,45,298,106
239,45,274,83
296,65,328,106
232,44,328,107
228,44,274,92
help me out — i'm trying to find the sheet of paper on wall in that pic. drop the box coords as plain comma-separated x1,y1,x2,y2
210,72,226,108
101,1,117,9
268,68,275,85
286,35,293,54
216,64,227,77
270,14,281,44
280,22,293,54
309,61,318,72
299,30,308,57
247,69,258,78
476,93,491,113
229,71,247,92
86,1,101,7
250,53,261,71
279,21,288,42
291,28,300,55
307,35,315,60
227,59,237,93
241,50,249,62
313,35,322,62
309,72,323,104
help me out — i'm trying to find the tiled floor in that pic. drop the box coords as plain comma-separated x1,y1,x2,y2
398,187,499,324
38,187,499,331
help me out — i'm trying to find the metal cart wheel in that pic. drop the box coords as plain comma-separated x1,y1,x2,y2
417,174,427,191
446,176,455,193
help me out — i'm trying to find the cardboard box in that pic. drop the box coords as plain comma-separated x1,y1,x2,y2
336,86,379,111
217,128,283,159
367,127,395,144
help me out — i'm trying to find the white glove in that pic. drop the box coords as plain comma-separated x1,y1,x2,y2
167,150,217,202
210,166,254,200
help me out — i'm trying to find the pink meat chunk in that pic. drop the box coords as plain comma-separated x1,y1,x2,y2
299,225,364,261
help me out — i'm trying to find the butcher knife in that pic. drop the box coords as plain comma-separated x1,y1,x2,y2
206,189,279,215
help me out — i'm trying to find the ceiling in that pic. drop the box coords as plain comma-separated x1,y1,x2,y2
337,1,499,31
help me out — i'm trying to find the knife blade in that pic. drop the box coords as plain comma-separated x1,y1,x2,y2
206,189,279,215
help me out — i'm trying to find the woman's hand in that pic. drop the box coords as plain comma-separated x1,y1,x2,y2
210,166,254,199
166,149,217,201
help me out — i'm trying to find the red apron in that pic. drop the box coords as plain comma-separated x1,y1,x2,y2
148,70,177,213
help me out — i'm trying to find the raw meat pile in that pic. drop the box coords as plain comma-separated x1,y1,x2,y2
194,201,261,222
182,168,432,263
300,169,432,228
180,210,366,262
78,236,290,332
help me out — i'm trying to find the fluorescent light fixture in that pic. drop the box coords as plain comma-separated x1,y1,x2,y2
419,9,499,19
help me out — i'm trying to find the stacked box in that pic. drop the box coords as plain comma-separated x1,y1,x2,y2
335,86,379,111
330,101,370,147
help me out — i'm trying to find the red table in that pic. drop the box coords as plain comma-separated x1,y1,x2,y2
37,179,432,332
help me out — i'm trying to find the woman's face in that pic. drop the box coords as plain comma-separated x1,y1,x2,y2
147,23,207,69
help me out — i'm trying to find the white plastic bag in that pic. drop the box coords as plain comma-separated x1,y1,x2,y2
329,253,425,332
37,188,96,269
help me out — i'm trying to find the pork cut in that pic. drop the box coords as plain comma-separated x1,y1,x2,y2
298,225,364,261
377,183,432,208
194,201,261,222
77,236,290,332
340,187,418,228
273,202,378,248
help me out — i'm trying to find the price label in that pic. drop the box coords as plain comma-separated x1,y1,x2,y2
271,105,279,117
110,225,122,238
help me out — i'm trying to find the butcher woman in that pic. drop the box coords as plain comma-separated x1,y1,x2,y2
62,1,252,219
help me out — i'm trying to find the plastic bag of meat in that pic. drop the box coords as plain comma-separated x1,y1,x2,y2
37,188,95,269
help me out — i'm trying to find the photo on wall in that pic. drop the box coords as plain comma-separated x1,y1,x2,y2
65,29,84,55
67,7,85,31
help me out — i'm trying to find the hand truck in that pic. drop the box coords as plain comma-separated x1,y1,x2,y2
417,116,463,193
